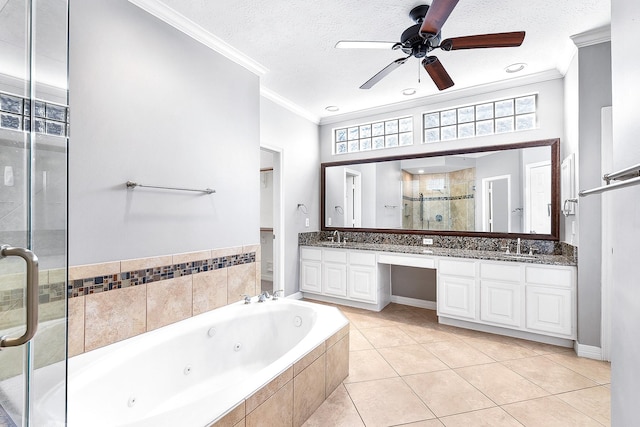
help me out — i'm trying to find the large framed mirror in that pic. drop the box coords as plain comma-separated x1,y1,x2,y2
321,138,560,240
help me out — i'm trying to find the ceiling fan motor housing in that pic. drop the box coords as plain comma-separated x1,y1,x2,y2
400,24,440,58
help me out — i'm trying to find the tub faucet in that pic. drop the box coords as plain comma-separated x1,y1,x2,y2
332,230,341,243
258,291,270,303
272,290,283,300
241,294,251,304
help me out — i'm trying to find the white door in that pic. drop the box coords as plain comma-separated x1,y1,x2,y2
526,162,551,234
482,176,511,232
344,169,362,228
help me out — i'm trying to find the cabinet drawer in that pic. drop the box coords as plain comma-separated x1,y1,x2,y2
324,249,347,263
300,247,322,261
349,251,376,266
438,259,476,277
481,263,521,282
525,266,573,288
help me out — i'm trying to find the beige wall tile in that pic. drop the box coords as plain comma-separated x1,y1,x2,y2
69,261,121,281
227,263,257,304
193,269,228,315
293,354,326,427
0,272,26,290
233,419,245,427
120,255,172,272
246,366,293,413
243,244,260,259
68,296,85,357
294,342,325,376
84,285,146,352
325,335,349,397
147,276,193,331
212,401,246,427
173,250,212,264
48,268,66,284
246,380,293,427
211,246,243,258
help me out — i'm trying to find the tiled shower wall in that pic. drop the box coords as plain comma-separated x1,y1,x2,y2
67,244,260,357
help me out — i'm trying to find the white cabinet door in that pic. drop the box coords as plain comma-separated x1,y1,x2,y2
300,260,322,293
348,265,377,303
323,263,347,297
480,280,522,327
526,285,573,336
438,275,476,319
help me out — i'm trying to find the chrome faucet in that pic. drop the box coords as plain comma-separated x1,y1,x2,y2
241,294,252,304
273,290,283,300
257,291,270,303
332,229,341,243
516,238,522,255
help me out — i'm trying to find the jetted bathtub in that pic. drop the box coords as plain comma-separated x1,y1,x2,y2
38,297,349,426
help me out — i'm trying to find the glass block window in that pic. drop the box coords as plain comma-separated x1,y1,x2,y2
422,94,537,143
0,91,69,138
334,116,413,154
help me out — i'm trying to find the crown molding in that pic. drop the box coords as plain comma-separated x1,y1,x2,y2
571,25,611,48
319,69,563,126
260,87,320,124
128,0,268,76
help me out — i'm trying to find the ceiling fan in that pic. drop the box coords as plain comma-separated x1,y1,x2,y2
335,0,525,91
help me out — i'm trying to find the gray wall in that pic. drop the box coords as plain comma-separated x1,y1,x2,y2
611,0,640,423
576,42,612,347
69,0,260,265
259,97,320,297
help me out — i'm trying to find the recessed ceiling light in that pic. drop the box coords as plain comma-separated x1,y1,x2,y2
418,169,424,174
325,106,339,112
402,88,417,96
505,63,527,73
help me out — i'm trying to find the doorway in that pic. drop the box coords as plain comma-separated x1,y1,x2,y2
482,175,511,232
525,161,552,234
0,0,69,425
344,168,362,228
260,146,283,294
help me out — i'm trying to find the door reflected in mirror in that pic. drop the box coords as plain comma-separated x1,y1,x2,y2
322,139,559,239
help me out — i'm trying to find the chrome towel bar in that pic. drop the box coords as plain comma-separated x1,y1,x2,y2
579,163,640,197
126,181,215,194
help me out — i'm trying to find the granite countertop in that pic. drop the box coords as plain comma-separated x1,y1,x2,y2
303,241,576,266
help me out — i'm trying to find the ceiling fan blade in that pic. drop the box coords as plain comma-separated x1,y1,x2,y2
360,57,410,89
440,31,526,50
422,56,454,91
335,40,399,50
419,0,459,37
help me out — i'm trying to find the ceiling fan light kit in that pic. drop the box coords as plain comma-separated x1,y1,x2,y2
336,0,526,91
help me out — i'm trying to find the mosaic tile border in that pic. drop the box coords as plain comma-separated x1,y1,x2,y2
68,252,255,298
0,252,256,311
403,194,475,202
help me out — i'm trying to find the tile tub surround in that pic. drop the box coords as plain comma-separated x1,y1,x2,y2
67,245,261,356
299,232,577,266
210,324,350,427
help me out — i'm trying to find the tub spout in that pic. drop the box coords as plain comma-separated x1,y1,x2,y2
258,291,270,303
272,290,283,300
241,294,252,304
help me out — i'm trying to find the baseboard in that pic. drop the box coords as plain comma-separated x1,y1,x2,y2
287,291,303,300
574,342,603,360
390,295,436,310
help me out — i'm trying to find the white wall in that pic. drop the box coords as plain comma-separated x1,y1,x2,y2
610,0,640,423
68,0,260,265
319,77,565,164
259,97,320,297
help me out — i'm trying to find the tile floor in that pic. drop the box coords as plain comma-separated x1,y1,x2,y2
303,303,611,427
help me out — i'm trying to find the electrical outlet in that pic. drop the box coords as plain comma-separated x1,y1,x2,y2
423,238,433,245
305,218,310,227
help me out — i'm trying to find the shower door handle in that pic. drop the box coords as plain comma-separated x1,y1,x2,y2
0,245,39,348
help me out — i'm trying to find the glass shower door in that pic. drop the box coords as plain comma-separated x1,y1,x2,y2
0,0,68,425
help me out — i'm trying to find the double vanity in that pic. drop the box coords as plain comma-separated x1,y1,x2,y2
299,238,577,347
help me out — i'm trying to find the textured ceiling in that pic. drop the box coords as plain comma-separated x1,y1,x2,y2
160,0,610,121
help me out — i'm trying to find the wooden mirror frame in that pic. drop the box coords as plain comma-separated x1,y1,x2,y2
321,138,560,240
